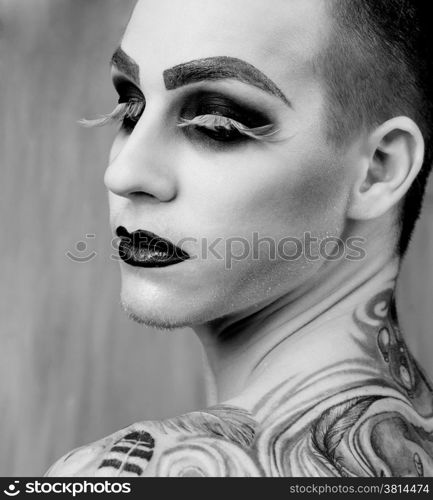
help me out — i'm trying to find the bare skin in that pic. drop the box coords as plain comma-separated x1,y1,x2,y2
46,256,433,477
46,0,432,477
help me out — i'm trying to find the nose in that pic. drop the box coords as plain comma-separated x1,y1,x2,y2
104,119,177,203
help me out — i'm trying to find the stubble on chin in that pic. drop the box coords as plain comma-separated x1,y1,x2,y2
120,299,196,331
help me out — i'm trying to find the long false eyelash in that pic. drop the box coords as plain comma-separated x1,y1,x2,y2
79,103,281,143
177,115,280,142
79,100,144,128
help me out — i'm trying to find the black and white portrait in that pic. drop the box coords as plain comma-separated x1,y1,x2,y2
1,0,433,478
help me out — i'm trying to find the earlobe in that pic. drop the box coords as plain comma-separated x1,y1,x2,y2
347,117,425,221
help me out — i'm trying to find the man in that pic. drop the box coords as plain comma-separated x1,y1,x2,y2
46,0,433,476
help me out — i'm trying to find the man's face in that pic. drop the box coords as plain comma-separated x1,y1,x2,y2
105,0,354,328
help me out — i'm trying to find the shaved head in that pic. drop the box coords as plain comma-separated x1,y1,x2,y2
320,0,433,255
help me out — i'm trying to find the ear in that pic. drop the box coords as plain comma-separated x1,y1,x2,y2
347,117,425,220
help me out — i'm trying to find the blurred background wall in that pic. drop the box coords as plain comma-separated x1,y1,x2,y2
0,0,432,477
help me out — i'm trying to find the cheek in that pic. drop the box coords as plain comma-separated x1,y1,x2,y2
272,155,347,233
186,146,348,243
216,153,348,304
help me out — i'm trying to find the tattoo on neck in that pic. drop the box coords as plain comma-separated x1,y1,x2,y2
46,290,433,477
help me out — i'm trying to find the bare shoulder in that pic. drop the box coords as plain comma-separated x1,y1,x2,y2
45,405,260,477
45,383,433,477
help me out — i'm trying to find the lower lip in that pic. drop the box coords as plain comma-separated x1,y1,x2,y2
118,239,189,268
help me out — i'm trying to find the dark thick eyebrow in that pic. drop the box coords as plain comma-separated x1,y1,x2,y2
111,46,140,84
163,56,291,107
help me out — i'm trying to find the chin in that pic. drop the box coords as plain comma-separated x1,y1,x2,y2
121,301,192,330
119,278,219,331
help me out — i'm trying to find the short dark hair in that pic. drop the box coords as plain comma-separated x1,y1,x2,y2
321,0,433,255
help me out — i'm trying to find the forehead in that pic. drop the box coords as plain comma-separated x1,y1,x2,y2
121,0,331,89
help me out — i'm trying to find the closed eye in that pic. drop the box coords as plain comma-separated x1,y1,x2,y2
80,92,282,145
177,114,279,142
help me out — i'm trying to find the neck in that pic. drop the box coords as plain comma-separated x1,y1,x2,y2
194,254,402,407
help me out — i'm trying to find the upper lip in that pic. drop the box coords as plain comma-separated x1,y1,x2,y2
116,226,190,259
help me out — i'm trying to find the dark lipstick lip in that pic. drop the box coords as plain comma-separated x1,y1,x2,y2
116,226,190,268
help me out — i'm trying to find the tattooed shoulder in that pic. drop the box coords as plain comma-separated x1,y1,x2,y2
45,291,433,477
44,405,261,477
45,392,433,477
